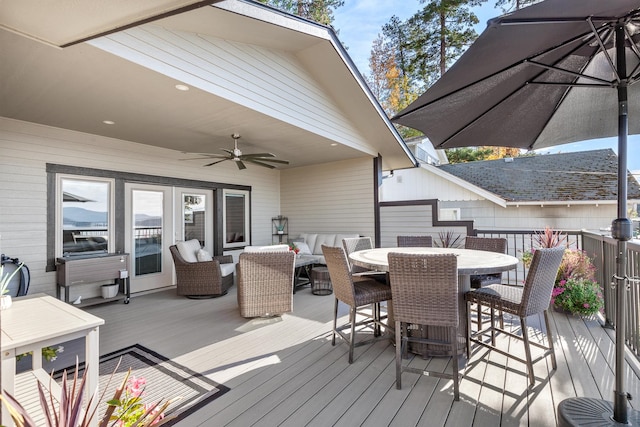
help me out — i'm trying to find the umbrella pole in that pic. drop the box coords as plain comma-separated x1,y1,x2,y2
558,23,640,427
612,23,630,425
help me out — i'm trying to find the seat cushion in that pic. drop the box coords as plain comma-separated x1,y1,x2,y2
244,244,290,253
220,263,236,277
176,239,201,263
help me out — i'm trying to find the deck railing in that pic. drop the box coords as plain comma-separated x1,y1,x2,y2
582,231,640,356
476,229,640,359
474,229,583,285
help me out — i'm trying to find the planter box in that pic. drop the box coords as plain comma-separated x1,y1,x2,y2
101,284,118,299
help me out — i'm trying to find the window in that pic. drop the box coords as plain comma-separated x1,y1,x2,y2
57,176,114,257
223,189,250,248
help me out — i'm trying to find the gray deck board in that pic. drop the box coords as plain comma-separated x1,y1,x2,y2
12,285,640,427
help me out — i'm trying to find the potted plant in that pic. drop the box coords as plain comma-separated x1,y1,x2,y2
552,277,603,316
1,261,24,310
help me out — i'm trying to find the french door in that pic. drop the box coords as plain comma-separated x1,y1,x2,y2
125,184,174,293
125,184,214,293
175,188,214,253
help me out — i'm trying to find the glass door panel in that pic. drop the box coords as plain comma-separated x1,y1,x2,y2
125,184,173,293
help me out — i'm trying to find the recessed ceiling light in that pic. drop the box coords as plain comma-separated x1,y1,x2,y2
103,120,115,125
330,143,338,146
175,84,190,91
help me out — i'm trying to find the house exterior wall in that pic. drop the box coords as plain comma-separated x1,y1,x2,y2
381,166,619,234
381,167,481,201
439,200,617,231
280,158,375,239
0,117,281,295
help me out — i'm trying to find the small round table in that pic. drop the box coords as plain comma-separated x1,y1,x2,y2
311,267,333,295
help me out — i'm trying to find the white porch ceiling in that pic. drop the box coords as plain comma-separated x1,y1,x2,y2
0,0,416,170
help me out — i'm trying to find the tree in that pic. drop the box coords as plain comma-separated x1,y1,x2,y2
406,0,485,88
495,0,542,13
445,147,494,163
481,146,523,160
256,0,344,26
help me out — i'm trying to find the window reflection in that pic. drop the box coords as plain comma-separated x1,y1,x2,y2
225,191,249,247
61,178,110,255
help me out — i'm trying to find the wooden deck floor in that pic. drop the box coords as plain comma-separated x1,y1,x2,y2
25,285,640,426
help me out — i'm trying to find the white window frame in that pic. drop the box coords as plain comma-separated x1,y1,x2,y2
56,174,115,258
223,189,250,249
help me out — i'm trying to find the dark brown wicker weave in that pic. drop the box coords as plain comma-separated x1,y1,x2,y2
322,245,393,363
237,251,296,318
342,237,387,283
464,236,508,288
397,235,433,247
387,252,461,400
465,246,565,386
169,245,234,298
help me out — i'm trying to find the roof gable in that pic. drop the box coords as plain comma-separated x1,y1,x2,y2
438,149,640,203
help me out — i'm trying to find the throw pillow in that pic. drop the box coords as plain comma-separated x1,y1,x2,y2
295,242,312,255
197,249,213,262
176,239,201,263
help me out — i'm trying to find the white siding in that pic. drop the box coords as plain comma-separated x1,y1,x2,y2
0,118,280,295
89,25,373,154
381,167,482,201
443,200,618,231
280,158,375,238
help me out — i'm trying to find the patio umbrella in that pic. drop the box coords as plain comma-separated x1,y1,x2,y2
393,0,639,424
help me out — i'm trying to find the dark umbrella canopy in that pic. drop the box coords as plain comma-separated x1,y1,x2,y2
393,0,640,424
393,0,639,151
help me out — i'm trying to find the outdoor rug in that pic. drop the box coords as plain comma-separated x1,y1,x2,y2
54,344,229,425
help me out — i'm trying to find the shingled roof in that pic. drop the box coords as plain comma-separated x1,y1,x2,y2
438,149,640,203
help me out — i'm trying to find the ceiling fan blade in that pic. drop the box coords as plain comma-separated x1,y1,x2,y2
204,158,230,167
236,160,247,170
245,157,289,165
221,148,234,156
180,154,230,160
241,152,276,158
244,158,277,169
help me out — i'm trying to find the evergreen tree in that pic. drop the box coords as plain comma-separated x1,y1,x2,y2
256,0,343,26
407,0,485,89
495,0,542,13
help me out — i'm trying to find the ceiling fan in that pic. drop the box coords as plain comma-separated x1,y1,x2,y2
182,133,289,170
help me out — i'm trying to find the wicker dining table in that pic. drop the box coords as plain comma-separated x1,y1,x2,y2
349,247,519,357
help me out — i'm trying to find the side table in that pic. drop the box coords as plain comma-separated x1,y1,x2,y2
311,267,333,295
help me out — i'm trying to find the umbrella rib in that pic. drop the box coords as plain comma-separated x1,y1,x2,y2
587,18,620,84
526,60,613,86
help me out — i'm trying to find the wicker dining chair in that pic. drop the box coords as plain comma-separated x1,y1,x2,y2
170,245,234,298
397,235,433,247
387,252,461,400
322,245,393,363
465,246,565,387
342,237,387,283
464,236,508,288
237,250,296,318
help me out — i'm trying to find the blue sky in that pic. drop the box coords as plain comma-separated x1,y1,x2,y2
332,1,639,171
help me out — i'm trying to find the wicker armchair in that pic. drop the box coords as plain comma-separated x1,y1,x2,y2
397,235,433,247
322,245,392,363
464,236,508,288
387,252,461,400
237,251,296,318
465,246,565,386
169,245,234,298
